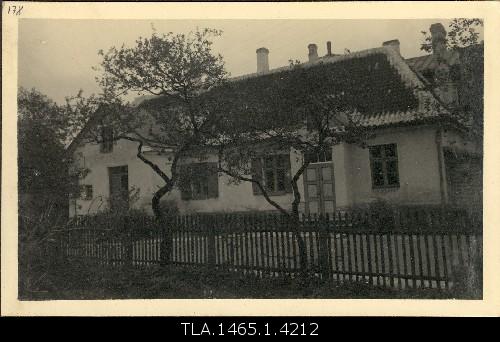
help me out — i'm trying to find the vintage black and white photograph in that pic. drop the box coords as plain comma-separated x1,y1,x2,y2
6,2,492,311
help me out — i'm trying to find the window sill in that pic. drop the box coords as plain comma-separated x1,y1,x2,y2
254,191,291,197
182,197,218,201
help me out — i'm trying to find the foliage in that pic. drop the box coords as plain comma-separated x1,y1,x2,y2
208,60,370,277
81,207,149,223
158,199,180,219
18,87,67,140
18,119,67,194
95,28,228,98
17,87,77,226
99,185,142,215
214,60,369,216
18,206,67,298
420,19,484,137
17,88,97,296
456,43,484,135
420,19,483,53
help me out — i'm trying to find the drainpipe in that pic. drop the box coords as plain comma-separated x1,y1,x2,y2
436,128,449,206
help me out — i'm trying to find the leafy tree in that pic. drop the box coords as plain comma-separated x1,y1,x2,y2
92,28,229,219
212,62,367,278
18,87,74,220
17,87,89,296
420,19,483,53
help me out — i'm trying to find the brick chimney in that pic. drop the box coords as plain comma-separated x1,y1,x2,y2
430,23,447,57
429,23,458,107
382,39,400,55
308,43,318,62
256,47,269,73
326,41,332,56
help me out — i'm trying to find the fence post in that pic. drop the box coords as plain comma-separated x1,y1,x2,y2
63,228,70,264
207,215,217,269
124,216,133,266
160,217,173,266
46,229,60,271
318,214,331,281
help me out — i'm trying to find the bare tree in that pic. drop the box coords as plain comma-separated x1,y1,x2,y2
90,28,229,219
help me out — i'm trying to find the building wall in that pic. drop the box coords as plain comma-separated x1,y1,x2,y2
72,125,475,216
71,140,304,216
70,139,172,216
440,127,482,211
170,150,304,214
177,125,448,213
337,125,443,209
445,155,482,211
440,128,481,155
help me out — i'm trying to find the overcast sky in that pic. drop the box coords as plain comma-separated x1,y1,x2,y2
18,19,467,104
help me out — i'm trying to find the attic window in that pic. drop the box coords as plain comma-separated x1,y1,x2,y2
69,175,80,199
100,126,114,153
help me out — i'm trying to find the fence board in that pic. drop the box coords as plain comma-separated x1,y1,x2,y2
56,208,482,292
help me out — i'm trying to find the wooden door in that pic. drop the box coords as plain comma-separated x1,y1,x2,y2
109,165,129,211
304,163,336,214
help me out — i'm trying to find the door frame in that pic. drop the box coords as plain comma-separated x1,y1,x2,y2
108,165,129,211
303,161,336,215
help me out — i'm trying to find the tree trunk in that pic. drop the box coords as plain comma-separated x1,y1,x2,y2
289,160,310,286
151,182,174,266
290,203,310,290
151,182,172,219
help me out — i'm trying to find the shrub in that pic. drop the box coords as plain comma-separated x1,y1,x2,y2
159,200,179,220
366,198,395,229
18,205,67,299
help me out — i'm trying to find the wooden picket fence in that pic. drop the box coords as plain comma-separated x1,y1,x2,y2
54,208,482,292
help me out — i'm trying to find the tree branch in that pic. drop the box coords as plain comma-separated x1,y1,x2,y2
120,136,172,185
291,160,310,217
216,159,290,217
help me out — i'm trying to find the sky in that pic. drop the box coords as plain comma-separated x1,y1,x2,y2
18,19,467,104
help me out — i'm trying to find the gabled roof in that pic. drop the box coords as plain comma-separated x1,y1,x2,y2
67,45,464,151
405,50,460,73
223,45,448,124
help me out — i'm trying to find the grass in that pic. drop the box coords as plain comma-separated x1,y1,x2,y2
19,261,480,300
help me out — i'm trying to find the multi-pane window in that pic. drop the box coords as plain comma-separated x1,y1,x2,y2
179,163,219,200
304,150,332,164
81,185,93,200
100,126,114,153
252,154,292,195
369,144,400,188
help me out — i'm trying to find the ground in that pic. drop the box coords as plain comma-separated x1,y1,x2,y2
19,262,477,300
